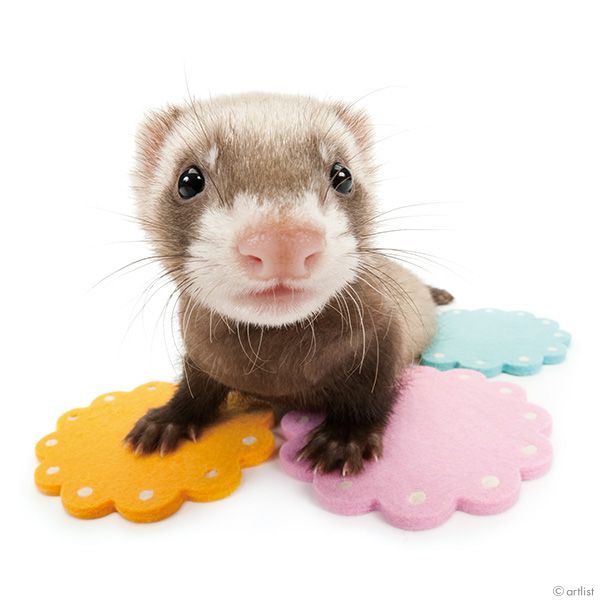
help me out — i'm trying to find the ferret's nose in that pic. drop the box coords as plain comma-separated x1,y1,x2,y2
237,225,325,280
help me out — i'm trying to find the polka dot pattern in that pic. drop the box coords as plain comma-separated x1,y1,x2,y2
421,308,571,377
279,366,552,531
138,490,154,501
408,491,427,505
481,475,500,489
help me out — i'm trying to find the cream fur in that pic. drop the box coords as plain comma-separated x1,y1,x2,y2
185,191,360,327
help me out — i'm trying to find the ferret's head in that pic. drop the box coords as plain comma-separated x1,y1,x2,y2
133,93,377,327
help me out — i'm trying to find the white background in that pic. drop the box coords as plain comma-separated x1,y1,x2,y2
1,1,598,599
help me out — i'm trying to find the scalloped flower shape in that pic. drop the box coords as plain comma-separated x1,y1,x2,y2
280,366,552,530
421,308,571,376
35,382,275,522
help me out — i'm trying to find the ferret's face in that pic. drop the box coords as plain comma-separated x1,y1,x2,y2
134,93,377,327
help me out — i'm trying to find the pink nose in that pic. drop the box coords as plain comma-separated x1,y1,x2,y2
237,224,325,280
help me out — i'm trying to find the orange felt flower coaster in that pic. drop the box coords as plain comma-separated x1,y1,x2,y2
35,382,275,523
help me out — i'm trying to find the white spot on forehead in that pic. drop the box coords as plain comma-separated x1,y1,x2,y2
205,144,219,170
319,141,332,163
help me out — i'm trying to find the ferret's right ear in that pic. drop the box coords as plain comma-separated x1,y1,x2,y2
135,105,181,175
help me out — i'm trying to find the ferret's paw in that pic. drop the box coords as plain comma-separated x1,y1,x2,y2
296,422,383,476
123,406,201,456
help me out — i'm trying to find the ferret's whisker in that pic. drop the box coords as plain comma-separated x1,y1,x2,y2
342,284,367,376
361,227,452,238
91,254,186,290
366,247,466,277
353,201,460,228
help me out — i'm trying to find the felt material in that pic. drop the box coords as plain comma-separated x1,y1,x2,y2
279,366,552,530
35,382,275,522
421,308,571,376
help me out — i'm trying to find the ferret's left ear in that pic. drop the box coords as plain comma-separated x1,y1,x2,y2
134,105,181,178
331,101,374,153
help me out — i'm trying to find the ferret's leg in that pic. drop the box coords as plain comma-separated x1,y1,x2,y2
296,353,399,476
124,358,229,455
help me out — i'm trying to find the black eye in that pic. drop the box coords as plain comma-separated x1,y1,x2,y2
330,162,353,195
177,166,206,201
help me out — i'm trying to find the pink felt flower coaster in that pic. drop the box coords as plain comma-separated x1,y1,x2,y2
279,366,552,530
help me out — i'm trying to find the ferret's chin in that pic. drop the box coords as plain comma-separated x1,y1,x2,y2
216,286,333,327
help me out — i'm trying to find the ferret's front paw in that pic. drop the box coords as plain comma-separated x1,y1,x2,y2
124,406,202,456
296,421,383,476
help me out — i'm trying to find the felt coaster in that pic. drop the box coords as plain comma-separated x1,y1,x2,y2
35,382,275,523
421,308,571,376
279,366,552,530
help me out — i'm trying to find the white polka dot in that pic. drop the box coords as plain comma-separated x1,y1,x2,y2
45,439,58,447
242,435,257,445
205,469,219,478
481,475,500,489
522,445,538,455
77,487,93,497
46,466,60,475
104,395,115,402
458,373,471,380
139,489,154,501
147,386,157,391
475,359,486,366
518,356,530,363
338,480,353,490
524,412,537,420
67,415,78,421
408,491,427,505
499,387,513,395
547,346,558,352
554,332,564,338
433,352,445,359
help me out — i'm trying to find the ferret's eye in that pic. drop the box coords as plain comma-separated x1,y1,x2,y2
177,166,206,201
330,163,353,195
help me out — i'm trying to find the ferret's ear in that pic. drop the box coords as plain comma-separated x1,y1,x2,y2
331,101,374,152
135,105,181,175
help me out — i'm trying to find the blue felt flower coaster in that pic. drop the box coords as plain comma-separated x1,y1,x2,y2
421,308,571,377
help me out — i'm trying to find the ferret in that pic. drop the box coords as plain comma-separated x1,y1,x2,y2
124,92,453,475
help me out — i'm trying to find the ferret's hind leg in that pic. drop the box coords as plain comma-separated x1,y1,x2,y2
429,286,454,306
